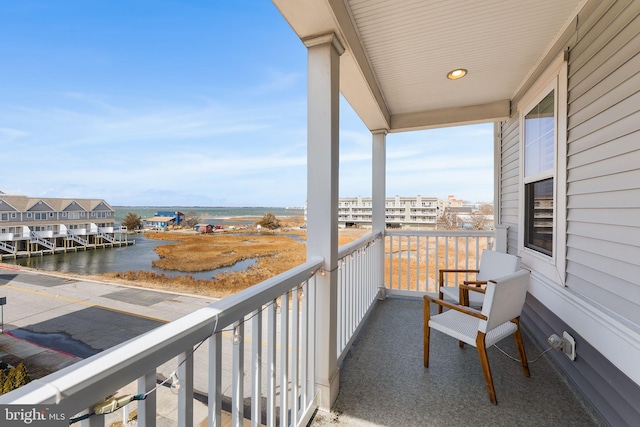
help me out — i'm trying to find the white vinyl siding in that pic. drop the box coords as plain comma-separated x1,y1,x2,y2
565,0,640,325
498,116,520,252
495,2,640,422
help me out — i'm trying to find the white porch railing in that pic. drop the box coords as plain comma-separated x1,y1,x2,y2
336,231,383,363
385,230,495,297
0,240,16,253
0,256,324,427
29,231,55,250
34,230,54,238
334,229,494,362
97,231,115,243
67,230,87,245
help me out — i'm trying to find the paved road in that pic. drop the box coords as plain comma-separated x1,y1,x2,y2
0,265,223,424
0,264,278,425
0,265,215,355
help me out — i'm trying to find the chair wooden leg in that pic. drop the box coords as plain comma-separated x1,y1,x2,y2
438,271,444,313
423,296,430,367
512,318,530,377
457,287,465,348
458,287,467,308
476,332,497,405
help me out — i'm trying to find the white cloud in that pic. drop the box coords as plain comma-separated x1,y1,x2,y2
2,90,495,206
0,127,30,142
251,69,303,95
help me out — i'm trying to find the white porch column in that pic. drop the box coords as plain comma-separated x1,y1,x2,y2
303,32,344,411
372,130,387,299
495,224,509,253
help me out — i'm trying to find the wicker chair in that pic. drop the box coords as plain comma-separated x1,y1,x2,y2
424,269,531,405
437,249,520,312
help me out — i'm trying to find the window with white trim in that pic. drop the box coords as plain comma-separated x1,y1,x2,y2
518,52,568,282
524,90,555,256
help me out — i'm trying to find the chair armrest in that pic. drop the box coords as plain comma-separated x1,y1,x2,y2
463,280,487,287
438,269,480,291
439,269,480,274
424,294,486,320
460,283,486,294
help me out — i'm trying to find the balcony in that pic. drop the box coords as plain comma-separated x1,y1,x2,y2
0,229,604,426
311,296,603,426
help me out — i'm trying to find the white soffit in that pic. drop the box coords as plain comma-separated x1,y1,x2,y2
274,0,584,131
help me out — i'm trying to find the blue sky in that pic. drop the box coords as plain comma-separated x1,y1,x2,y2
0,1,494,207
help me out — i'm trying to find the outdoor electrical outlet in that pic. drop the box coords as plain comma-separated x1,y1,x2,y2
547,332,576,361
563,331,576,361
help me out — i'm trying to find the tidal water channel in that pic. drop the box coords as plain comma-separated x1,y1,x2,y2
8,235,256,280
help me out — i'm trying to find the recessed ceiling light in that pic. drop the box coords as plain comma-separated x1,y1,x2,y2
447,69,467,80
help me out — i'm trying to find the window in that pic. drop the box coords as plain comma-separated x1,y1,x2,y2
518,52,567,282
525,178,553,256
0,213,7,221
524,90,555,256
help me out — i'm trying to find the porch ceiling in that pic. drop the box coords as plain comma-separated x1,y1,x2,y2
273,0,585,131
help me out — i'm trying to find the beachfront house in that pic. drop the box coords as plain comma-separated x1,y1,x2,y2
0,195,128,258
144,211,185,229
155,211,185,225
2,1,638,426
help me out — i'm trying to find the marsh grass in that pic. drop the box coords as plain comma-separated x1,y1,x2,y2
102,218,366,298
102,227,487,298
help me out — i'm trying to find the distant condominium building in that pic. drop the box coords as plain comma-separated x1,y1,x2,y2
339,195,446,228
0,194,129,258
